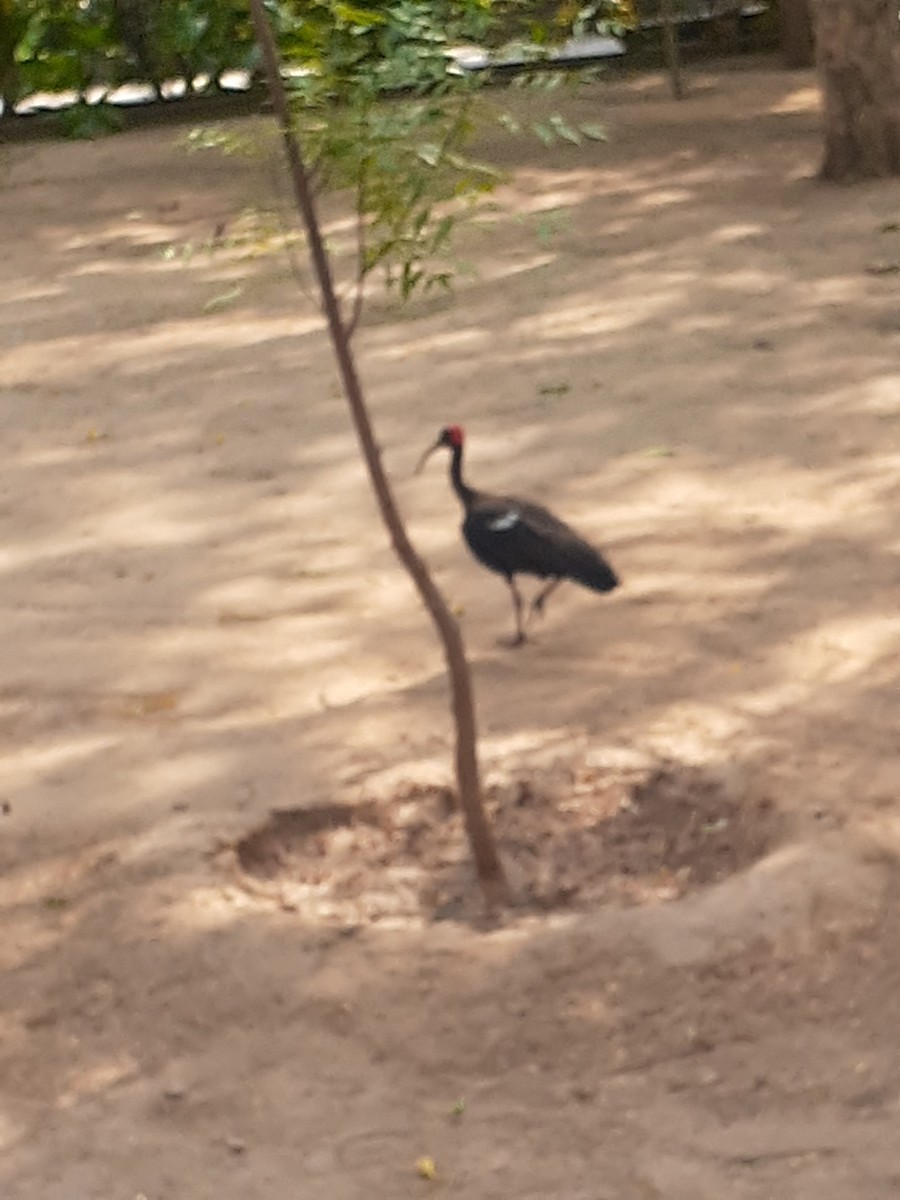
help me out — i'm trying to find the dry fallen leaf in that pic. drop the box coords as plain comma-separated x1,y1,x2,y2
120,691,179,717
415,1156,437,1181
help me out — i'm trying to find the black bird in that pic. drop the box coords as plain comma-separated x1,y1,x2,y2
417,424,619,645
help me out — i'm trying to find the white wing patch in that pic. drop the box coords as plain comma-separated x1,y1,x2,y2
487,508,520,532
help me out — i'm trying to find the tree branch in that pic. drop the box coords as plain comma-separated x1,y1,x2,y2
345,161,370,338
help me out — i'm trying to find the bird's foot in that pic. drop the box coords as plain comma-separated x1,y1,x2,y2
498,631,527,649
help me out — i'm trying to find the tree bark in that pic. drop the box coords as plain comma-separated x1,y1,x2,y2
811,0,900,181
660,0,684,100
781,0,815,68
246,0,508,908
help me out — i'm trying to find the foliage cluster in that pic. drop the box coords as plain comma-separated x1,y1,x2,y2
274,0,504,302
184,1,618,304
0,0,635,124
0,0,257,123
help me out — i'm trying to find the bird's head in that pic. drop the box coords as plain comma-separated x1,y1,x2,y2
438,424,464,449
415,424,465,474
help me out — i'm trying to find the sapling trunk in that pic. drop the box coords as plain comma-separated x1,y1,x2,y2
247,0,507,907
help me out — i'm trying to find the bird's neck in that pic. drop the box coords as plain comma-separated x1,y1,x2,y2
450,443,475,508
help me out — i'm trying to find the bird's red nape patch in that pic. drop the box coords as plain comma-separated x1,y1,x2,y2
445,424,464,447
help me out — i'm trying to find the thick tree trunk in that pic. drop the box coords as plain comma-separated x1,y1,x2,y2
781,0,814,69
811,0,900,181
660,0,684,100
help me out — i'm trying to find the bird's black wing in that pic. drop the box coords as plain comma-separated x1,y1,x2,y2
463,495,618,591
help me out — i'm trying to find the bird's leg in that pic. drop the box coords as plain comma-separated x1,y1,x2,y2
529,577,562,623
501,576,527,647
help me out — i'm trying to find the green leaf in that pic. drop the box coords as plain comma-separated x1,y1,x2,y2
203,285,244,313
431,215,454,251
532,121,556,146
400,263,425,298
549,114,581,144
333,4,387,29
54,103,124,140
417,142,441,167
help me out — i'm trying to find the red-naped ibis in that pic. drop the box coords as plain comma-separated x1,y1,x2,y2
417,424,618,645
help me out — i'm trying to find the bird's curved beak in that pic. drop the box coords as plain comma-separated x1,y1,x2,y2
413,436,442,476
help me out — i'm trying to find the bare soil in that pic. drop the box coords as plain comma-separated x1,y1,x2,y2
2,60,900,1200
233,757,778,923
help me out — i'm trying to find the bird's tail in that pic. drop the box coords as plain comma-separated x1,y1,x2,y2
571,550,619,594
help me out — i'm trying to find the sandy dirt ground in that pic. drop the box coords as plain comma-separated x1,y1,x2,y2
2,60,900,1199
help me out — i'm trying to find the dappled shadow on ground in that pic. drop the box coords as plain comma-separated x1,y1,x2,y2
2,60,900,1199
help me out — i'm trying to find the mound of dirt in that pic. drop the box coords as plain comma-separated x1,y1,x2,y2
234,758,779,924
